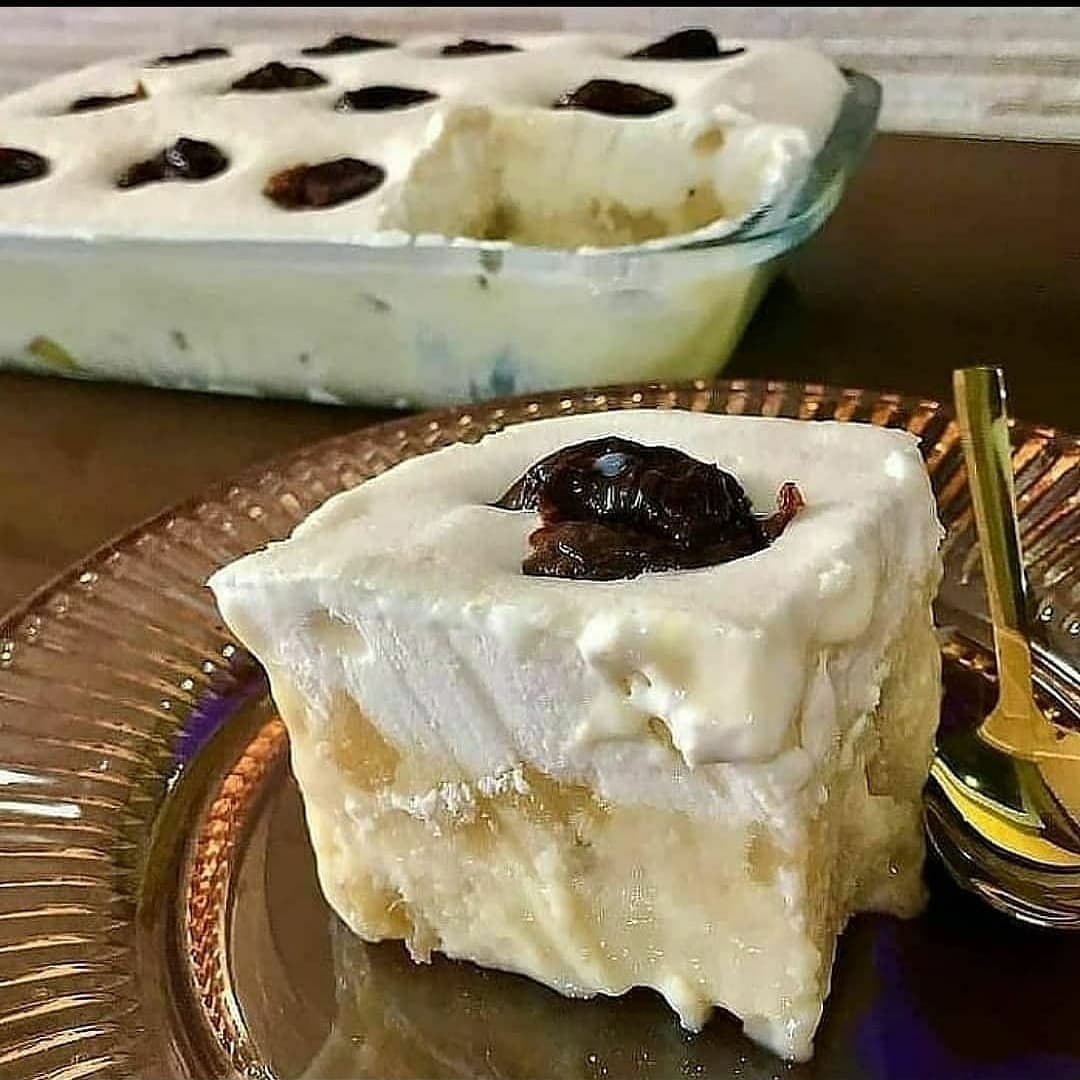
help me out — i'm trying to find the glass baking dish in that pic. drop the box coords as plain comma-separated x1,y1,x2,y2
0,71,880,409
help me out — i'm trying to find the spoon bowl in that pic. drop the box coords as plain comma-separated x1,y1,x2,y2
928,636,1080,926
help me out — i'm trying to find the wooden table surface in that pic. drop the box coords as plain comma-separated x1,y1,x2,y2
2,132,1078,617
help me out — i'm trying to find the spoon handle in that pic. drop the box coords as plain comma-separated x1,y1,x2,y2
952,367,1030,633
953,367,1037,723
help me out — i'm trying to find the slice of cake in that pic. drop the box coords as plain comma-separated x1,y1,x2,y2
209,410,942,1061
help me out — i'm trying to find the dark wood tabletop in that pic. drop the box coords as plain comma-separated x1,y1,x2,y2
2,133,1078,617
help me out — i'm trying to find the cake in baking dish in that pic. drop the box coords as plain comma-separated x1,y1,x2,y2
0,29,856,407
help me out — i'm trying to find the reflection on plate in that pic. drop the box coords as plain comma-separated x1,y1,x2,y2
0,379,1077,1079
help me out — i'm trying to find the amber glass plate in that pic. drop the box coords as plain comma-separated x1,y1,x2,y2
1,380,1078,1080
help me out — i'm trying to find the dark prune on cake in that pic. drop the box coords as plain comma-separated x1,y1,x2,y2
302,34,396,56
495,437,803,581
336,85,438,112
68,82,147,113
229,62,327,91
523,521,693,581
627,28,745,61
440,39,520,56
116,138,228,189
0,147,49,187
151,46,230,66
263,157,386,209
552,78,674,117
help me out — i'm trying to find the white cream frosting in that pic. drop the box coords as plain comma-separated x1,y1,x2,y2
0,34,846,247
210,411,942,827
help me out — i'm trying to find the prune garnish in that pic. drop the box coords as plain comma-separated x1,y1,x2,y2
524,522,694,581
552,79,674,117
68,82,147,113
497,437,758,546
440,39,520,56
116,138,228,189
494,437,803,581
302,34,396,56
229,62,327,91
336,85,438,112
627,28,745,61
151,46,230,66
263,157,385,209
0,147,49,186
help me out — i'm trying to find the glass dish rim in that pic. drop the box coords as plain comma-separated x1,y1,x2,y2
0,70,881,273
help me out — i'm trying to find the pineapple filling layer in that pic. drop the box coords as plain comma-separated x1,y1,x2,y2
275,593,938,1062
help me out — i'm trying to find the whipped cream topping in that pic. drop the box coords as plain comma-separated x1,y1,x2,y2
210,411,942,821
0,34,846,247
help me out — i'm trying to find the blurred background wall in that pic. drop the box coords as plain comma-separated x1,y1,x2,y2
2,6,1078,141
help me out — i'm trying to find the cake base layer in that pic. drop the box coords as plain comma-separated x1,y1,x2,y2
271,591,939,1061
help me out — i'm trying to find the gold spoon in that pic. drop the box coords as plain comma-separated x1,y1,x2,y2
924,366,1080,924
955,366,1080,766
